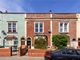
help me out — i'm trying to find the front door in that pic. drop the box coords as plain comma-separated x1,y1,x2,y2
21,37,25,45
27,38,31,48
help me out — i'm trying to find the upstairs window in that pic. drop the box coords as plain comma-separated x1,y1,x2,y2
59,22,69,33
8,22,17,33
34,22,44,33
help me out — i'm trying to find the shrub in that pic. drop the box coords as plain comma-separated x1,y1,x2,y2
52,34,69,49
34,36,47,49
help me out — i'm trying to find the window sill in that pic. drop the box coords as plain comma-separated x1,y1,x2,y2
34,32,44,34
7,32,18,34
59,32,69,34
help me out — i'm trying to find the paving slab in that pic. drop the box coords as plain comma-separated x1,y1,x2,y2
0,56,44,60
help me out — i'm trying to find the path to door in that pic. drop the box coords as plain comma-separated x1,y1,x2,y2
0,56,44,60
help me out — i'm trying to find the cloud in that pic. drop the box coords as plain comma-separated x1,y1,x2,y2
0,0,35,12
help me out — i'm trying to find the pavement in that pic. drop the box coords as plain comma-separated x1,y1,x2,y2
0,56,44,60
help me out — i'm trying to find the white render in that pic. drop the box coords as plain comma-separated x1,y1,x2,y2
76,14,80,39
0,13,25,49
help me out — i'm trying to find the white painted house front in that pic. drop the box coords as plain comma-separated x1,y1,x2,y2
0,13,26,50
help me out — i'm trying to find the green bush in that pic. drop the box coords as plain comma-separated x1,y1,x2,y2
34,36,47,49
52,34,68,49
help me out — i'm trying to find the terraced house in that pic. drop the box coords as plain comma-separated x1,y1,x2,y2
0,13,26,50
0,12,80,50
26,13,78,49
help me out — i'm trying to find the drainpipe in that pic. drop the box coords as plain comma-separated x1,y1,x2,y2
50,10,53,48
25,14,27,46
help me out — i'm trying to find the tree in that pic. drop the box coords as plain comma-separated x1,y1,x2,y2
52,34,68,49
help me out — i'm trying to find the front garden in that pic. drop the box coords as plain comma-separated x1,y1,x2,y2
28,34,69,57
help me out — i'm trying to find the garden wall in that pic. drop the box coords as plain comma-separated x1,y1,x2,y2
28,49,50,57
0,47,12,56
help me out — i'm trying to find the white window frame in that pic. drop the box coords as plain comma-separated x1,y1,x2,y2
8,22,17,33
59,22,69,33
34,22,44,33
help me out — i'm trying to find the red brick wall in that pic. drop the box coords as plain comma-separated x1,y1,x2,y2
28,49,46,57
0,47,12,56
52,20,59,35
52,19,77,45
27,20,34,46
26,13,77,47
27,18,51,46
69,20,76,40
52,14,77,19
26,13,50,19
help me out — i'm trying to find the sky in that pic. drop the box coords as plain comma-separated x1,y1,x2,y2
0,0,80,13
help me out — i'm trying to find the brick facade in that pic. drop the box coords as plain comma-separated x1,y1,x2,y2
26,13,77,49
26,14,51,48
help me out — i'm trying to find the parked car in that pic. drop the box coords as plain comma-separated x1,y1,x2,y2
51,48,80,60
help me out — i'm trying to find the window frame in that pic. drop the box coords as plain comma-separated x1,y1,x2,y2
8,22,17,33
34,22,44,33
59,21,69,33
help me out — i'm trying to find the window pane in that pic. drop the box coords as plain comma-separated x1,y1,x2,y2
8,23,11,28
60,22,63,32
13,23,16,28
40,29,43,32
64,23,67,32
35,29,38,32
35,23,38,32
8,23,12,32
13,29,16,32
60,28,63,32
40,23,43,28
13,23,16,32
60,23,63,27
8,29,12,32
40,23,43,32
35,23,38,28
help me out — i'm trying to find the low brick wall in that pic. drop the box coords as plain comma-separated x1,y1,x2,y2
18,45,27,56
28,49,47,57
0,47,12,56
